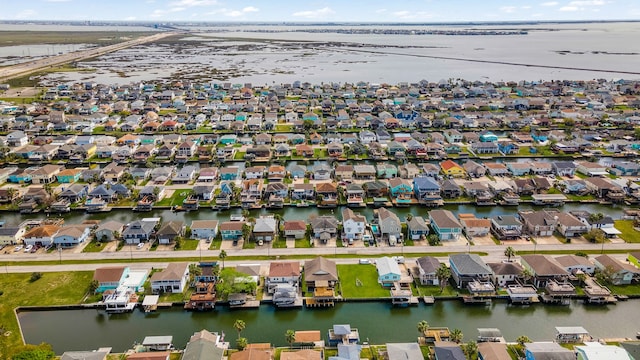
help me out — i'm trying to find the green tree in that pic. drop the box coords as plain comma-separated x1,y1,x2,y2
520,268,533,284
11,343,55,360
417,320,429,337
285,329,296,348
450,328,463,344
219,250,228,269
88,279,99,294
462,341,478,360
236,337,248,350
30,272,43,282
436,264,451,293
234,319,246,340
516,335,532,346
504,246,515,262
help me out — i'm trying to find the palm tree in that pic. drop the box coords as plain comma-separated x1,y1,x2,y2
450,328,463,344
219,250,227,269
462,341,478,360
285,329,296,348
236,337,248,350
504,246,516,262
521,268,533,284
436,264,452,293
417,320,429,337
233,319,246,340
516,335,532,346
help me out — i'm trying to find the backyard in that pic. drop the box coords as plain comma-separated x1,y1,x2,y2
614,220,640,243
337,264,390,298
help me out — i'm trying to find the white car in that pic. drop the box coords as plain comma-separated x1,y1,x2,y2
24,244,34,253
14,245,24,252
136,243,144,249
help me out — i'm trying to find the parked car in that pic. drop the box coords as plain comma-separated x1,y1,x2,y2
14,245,23,252
24,244,33,253
136,243,144,249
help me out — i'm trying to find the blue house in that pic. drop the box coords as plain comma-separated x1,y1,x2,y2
219,166,240,180
429,210,462,241
479,132,498,142
413,176,441,203
93,266,130,293
376,257,402,287
8,170,32,183
449,253,493,289
610,161,640,176
388,178,413,197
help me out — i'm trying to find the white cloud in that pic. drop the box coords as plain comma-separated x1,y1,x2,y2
391,10,434,20
375,9,387,14
125,16,137,20
568,0,605,5
500,6,517,13
522,6,532,10
15,9,36,19
44,0,71,2
150,7,186,17
559,6,579,11
169,0,218,7
541,1,558,6
242,6,259,13
292,7,335,19
205,7,260,18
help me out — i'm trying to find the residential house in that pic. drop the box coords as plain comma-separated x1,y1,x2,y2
30,164,62,184
407,216,429,240
220,221,245,241
440,160,465,178
284,220,307,240
22,225,60,247
95,221,124,242
518,210,558,237
377,207,402,243
266,261,300,293
459,214,491,238
190,220,219,240
386,343,424,360
478,343,512,360
413,176,442,206
416,256,440,285
575,343,632,360
58,183,89,203
376,256,402,286
520,255,569,287
157,221,185,244
463,160,486,178
93,266,129,293
484,162,510,176
554,211,589,238
490,215,523,240
594,254,640,285
429,210,463,241
433,342,465,360
555,255,596,276
310,215,339,244
0,223,24,246
122,219,157,244
449,254,494,288
304,256,339,292
488,261,524,287
291,183,315,201
151,262,190,293
313,164,332,180
253,216,278,242
172,166,197,184
524,342,575,360
553,161,577,177
52,225,91,248
182,330,225,360
342,208,366,241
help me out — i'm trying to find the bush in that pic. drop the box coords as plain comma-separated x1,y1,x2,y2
30,272,43,282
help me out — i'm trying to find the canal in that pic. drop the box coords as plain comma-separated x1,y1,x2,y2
0,202,629,226
18,300,640,353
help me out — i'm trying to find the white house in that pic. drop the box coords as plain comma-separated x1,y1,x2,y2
342,208,366,241
376,256,402,287
150,262,190,293
53,225,91,248
190,220,219,240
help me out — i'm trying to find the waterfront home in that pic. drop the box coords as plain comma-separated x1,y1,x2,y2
93,266,129,293
245,166,266,179
127,352,170,360
284,220,307,240
151,262,190,294
413,176,442,206
529,161,554,175
30,164,62,184
22,225,60,247
440,160,465,178
375,256,402,288
518,210,558,237
313,164,332,181
429,210,463,241
490,215,523,240
416,256,440,286
386,343,423,360
219,166,240,181
575,342,632,360
554,211,589,238
471,141,499,154
520,255,569,288
576,161,608,177
182,330,225,360
280,350,321,360
53,225,91,248
525,342,574,360
192,185,215,201
376,163,398,178
488,261,524,287
388,178,412,200
407,216,429,240
57,183,89,203
289,164,307,179
157,221,185,245
95,221,124,242
484,162,510,176
0,223,24,246
189,220,219,240
220,221,245,241
266,261,301,294
317,182,338,206
376,207,402,244
439,179,460,199
291,183,315,201
463,160,486,178
354,165,376,180
449,254,494,288
342,208,366,241
552,161,577,177
122,219,157,244
197,167,218,183
478,342,511,360
253,216,278,243
328,325,360,346
334,165,354,181
609,161,640,176
594,255,640,285
305,257,338,305
172,166,197,184
555,255,595,276
56,168,82,184
310,215,339,244
584,177,625,202
506,162,531,176
433,342,465,360
398,163,421,179
459,214,491,238
6,130,28,147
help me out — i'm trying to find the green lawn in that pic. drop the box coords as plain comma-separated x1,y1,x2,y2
272,239,287,249
0,272,94,349
295,237,312,248
337,264,390,298
176,239,200,251
155,189,191,206
614,220,640,243
82,241,105,253
234,151,246,160
414,284,459,297
607,283,640,296
313,148,328,158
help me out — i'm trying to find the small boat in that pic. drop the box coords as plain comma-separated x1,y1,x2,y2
636,332,640,339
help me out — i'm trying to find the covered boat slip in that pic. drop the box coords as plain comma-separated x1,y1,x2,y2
555,326,591,343
142,295,159,313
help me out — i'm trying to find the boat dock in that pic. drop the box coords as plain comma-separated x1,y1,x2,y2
142,295,159,313
422,296,435,305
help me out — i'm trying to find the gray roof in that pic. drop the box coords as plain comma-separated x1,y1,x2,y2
386,343,423,360
182,338,224,360
61,350,110,360
491,215,522,227
525,342,574,360
142,335,173,346
433,342,465,360
333,324,352,335
430,210,462,229
253,217,277,232
449,254,493,276
416,256,440,274
488,262,523,276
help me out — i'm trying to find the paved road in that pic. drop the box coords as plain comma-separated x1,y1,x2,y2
0,32,176,82
2,242,638,273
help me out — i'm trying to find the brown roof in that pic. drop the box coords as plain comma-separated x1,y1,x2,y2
269,262,300,277
23,225,60,238
488,262,523,276
190,220,219,229
151,262,189,282
316,182,337,193
284,220,307,231
521,255,567,276
230,348,272,360
93,266,126,283
126,352,170,360
280,350,321,360
478,343,511,360
304,257,338,283
220,221,245,231
294,331,321,343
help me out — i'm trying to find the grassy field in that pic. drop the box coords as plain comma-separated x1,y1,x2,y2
176,239,200,251
82,241,106,253
614,220,640,243
156,189,191,206
413,284,459,297
337,264,390,298
0,31,157,46
0,272,93,349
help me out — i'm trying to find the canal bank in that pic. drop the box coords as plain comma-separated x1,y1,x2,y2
17,299,640,354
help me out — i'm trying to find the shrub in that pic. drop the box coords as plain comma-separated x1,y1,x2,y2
30,272,43,282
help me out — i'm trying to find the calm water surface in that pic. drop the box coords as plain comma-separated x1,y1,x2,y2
18,300,640,353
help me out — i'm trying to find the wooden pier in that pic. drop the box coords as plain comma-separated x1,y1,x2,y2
422,296,435,305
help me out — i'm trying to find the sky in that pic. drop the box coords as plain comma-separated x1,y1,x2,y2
3,0,640,23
